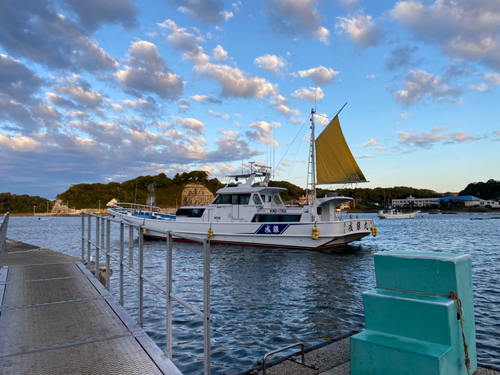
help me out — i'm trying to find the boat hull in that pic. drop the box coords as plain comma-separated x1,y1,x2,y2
377,211,420,219
110,209,374,251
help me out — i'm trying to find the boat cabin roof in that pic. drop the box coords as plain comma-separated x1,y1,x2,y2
216,185,286,194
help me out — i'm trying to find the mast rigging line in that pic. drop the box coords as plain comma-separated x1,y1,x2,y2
274,114,310,174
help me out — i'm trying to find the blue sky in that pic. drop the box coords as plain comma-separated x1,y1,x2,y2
1,0,499,199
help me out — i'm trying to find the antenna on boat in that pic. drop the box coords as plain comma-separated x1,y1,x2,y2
314,84,317,113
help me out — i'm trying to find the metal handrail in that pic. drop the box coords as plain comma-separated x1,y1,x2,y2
0,212,10,269
263,342,305,375
81,212,211,375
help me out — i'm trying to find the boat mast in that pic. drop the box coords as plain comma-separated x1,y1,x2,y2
309,108,317,207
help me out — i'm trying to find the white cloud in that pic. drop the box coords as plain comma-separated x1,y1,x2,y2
189,95,222,104
116,41,183,99
158,19,204,51
193,63,277,99
298,66,339,84
254,54,286,75
213,45,228,61
53,85,102,107
263,0,330,44
314,113,329,127
0,133,41,152
291,87,324,102
208,110,221,117
270,94,301,120
366,73,379,81
158,19,209,64
166,0,234,24
395,69,463,106
336,14,380,48
246,121,281,146
172,116,205,135
397,127,479,148
354,154,373,159
485,73,500,85
357,138,380,147
469,83,489,92
391,0,500,70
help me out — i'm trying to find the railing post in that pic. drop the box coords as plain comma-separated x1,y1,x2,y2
203,238,211,375
138,226,144,327
0,212,10,269
98,217,104,280
95,216,100,278
87,214,91,269
128,225,134,267
106,218,111,290
81,213,85,262
166,231,173,359
119,222,124,306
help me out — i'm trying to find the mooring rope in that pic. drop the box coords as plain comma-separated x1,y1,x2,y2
376,286,471,375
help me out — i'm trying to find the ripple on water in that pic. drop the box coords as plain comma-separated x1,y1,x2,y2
6,214,500,373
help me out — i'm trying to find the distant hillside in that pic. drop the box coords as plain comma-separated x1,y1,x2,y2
56,171,225,210
4,173,498,213
0,193,51,214
459,179,500,200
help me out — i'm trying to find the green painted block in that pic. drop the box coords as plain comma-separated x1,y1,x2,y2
363,289,456,345
351,330,452,375
351,251,477,374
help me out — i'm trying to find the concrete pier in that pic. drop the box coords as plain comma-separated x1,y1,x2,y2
235,332,499,375
0,239,182,375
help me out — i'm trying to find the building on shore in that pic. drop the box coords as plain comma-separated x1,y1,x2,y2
392,195,500,208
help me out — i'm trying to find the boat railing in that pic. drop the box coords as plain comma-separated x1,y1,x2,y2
81,212,212,375
0,212,10,269
109,202,162,213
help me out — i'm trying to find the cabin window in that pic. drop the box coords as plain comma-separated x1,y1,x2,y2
261,195,266,203
213,195,231,204
253,194,263,205
176,208,205,217
268,196,272,203
231,195,238,205
213,194,251,205
317,207,323,215
272,194,282,205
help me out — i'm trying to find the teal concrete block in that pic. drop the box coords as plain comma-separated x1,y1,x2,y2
351,330,453,375
374,251,477,371
351,251,477,374
363,288,456,345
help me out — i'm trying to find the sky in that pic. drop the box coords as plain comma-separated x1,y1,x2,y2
1,0,499,200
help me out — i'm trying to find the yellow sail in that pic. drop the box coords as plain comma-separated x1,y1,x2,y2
315,116,366,184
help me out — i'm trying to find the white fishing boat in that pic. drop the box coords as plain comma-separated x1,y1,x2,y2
377,209,420,219
108,108,377,250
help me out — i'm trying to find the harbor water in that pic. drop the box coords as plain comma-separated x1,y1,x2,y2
6,213,500,373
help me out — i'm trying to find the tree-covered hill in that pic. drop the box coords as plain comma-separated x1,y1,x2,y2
3,173,499,213
459,179,500,200
0,193,51,214
56,171,225,210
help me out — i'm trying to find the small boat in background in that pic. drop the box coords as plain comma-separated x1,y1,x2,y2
38,218,53,221
378,209,420,219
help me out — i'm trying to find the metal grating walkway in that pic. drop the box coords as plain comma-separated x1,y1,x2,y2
0,241,182,375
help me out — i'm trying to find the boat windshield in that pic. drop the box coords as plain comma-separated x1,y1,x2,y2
272,194,284,207
213,194,251,205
